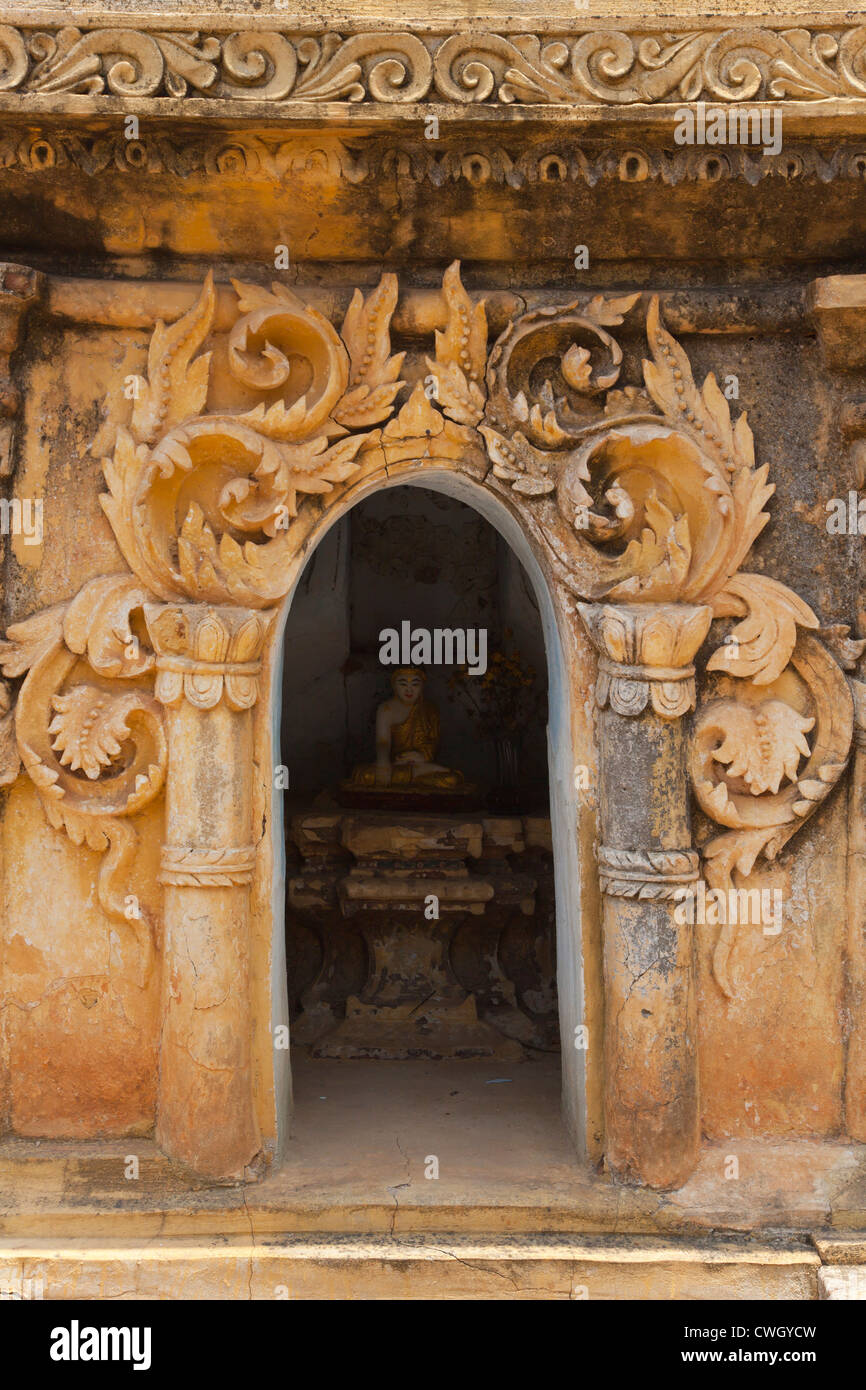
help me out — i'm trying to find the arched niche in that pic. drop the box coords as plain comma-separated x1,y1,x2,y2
262,465,597,1163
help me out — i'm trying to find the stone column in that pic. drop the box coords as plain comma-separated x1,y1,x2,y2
578,601,712,1190
144,602,274,1180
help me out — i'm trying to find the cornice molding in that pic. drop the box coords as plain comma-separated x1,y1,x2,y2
4,126,866,186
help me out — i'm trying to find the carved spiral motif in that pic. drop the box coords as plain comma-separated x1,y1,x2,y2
0,25,28,90
219,31,297,100
433,33,513,103
29,30,167,97
837,27,866,95
570,31,650,103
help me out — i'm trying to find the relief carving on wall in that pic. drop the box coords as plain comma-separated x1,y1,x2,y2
478,283,857,995
0,262,856,997
5,129,866,188
3,24,866,106
0,268,406,978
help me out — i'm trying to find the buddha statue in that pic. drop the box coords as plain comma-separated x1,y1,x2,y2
348,668,467,792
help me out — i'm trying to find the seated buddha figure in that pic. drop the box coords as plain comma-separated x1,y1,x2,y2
349,668,465,791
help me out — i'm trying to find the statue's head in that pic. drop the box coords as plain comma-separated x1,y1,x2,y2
391,667,425,705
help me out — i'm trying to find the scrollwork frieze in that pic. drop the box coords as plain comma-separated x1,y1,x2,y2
3,23,866,108
0,26,432,104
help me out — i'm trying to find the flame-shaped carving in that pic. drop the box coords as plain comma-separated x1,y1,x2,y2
96,270,405,608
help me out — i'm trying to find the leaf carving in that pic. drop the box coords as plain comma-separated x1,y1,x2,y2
478,425,557,495
49,686,141,781
582,292,641,328
334,274,405,427
426,260,488,426
607,492,692,602
643,296,753,480
247,433,368,524
130,272,215,443
709,699,814,796
708,572,819,685
0,604,65,678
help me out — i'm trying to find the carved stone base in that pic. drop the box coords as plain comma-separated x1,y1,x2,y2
336,787,483,813
311,909,522,1060
314,992,521,1061
288,809,545,1056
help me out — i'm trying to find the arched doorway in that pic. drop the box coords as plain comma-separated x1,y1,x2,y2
268,470,590,1171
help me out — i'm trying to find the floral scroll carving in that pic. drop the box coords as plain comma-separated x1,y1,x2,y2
433,28,866,106
474,280,858,999
0,267,405,969
94,271,403,609
689,634,856,996
1,27,432,103
0,574,167,982
0,260,856,1001
4,24,866,107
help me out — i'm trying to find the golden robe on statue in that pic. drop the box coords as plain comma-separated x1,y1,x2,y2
349,669,466,791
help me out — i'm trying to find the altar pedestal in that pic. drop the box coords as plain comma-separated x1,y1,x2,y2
288,811,537,1060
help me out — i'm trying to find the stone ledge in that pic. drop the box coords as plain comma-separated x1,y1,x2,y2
0,1233,822,1301
818,1266,866,1299
3,1129,866,1241
808,274,866,369
812,1234,866,1264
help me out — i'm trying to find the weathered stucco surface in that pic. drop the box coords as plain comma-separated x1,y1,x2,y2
2,4,866,1302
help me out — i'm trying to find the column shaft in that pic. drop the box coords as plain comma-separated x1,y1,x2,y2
145,602,272,1180
580,601,710,1190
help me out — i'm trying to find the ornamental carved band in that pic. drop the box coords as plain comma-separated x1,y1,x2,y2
3,23,866,107
7,134,866,189
159,844,258,887
598,847,701,902
0,260,858,1010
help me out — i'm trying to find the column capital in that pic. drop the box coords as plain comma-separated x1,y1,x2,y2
577,601,712,719
143,602,275,711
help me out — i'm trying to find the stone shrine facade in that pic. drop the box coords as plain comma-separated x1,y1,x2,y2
2,0,866,1299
